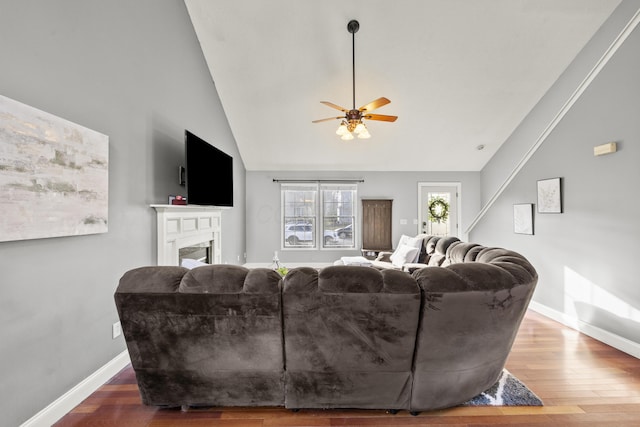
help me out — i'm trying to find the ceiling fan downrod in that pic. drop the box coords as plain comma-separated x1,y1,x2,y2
348,20,359,112
311,18,397,139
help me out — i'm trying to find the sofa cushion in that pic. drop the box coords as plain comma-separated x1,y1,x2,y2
282,265,421,410
422,236,441,263
178,264,249,293
115,265,285,407
442,242,480,266
390,234,423,264
116,266,187,293
427,236,460,266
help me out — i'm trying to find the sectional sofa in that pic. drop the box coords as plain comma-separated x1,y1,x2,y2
114,240,537,413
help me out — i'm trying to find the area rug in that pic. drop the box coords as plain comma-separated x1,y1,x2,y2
462,369,543,406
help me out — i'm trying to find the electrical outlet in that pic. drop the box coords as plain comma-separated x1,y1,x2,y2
112,321,122,339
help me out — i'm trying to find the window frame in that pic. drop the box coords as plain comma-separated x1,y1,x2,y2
320,183,357,250
280,182,358,251
281,183,318,250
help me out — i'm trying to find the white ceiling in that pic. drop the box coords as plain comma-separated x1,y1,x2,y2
184,0,620,172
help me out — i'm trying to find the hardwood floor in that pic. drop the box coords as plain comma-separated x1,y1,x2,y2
55,311,640,426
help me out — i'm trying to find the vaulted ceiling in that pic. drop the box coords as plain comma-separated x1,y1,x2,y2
184,0,620,171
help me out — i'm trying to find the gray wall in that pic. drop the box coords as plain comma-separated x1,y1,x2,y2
246,170,480,264
0,1,245,425
479,0,638,206
472,1,640,349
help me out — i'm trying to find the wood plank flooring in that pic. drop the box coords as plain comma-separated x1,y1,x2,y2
54,311,640,426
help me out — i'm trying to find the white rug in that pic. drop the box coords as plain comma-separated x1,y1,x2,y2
462,369,543,406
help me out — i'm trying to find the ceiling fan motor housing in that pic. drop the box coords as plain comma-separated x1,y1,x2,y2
346,109,362,121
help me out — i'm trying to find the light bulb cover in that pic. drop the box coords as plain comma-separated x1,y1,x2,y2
357,129,371,139
341,132,355,140
354,122,366,134
336,123,348,136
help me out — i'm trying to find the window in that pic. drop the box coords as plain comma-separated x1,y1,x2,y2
321,184,356,249
282,184,317,248
281,183,357,249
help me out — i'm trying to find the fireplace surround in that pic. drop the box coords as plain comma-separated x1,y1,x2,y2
151,205,224,266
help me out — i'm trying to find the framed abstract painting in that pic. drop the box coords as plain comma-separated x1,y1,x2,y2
537,177,562,213
513,203,534,235
0,95,109,242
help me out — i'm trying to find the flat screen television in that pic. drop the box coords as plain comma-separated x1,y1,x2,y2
184,130,233,207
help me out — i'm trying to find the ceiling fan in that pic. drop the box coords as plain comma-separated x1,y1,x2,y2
313,20,397,140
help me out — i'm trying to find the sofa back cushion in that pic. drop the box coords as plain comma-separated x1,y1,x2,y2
179,264,281,294
427,236,460,266
441,242,481,266
282,265,421,410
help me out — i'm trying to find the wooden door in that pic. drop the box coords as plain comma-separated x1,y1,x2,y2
362,199,392,251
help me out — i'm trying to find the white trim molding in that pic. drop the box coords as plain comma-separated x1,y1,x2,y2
530,301,640,359
21,351,131,427
466,7,640,235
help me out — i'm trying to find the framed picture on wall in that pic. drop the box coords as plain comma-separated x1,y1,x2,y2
537,177,562,213
513,203,534,235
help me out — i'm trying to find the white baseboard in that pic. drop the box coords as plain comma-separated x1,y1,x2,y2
21,350,131,427
529,301,640,359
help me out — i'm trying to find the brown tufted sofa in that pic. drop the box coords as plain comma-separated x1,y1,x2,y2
115,240,537,413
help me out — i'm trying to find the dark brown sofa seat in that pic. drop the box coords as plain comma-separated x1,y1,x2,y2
410,247,538,411
114,265,285,408
282,265,421,410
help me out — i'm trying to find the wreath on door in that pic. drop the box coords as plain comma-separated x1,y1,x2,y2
428,196,450,223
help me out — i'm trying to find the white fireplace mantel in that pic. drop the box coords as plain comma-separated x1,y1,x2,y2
151,205,225,266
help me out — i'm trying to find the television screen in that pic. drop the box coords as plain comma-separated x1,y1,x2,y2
185,130,233,207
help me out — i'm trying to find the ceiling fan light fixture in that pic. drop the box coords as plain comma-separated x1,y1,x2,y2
341,131,355,141
312,19,397,140
336,122,349,136
357,128,371,139
354,122,366,134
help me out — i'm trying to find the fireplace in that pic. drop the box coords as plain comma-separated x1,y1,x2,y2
179,241,212,264
151,205,223,266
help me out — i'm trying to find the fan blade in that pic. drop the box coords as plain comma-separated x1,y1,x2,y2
364,114,398,122
320,101,349,112
358,97,391,112
312,116,343,123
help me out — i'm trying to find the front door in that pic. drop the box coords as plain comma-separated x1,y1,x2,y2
418,183,460,238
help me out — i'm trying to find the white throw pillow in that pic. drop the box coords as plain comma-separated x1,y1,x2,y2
390,234,424,264
391,245,420,268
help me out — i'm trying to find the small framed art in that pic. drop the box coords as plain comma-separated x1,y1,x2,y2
513,203,534,235
537,177,562,213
